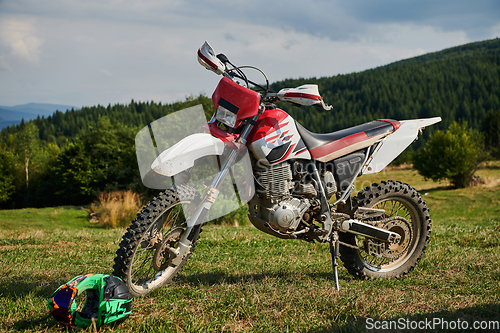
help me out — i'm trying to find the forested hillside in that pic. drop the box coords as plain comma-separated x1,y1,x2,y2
0,38,499,208
0,96,214,208
0,96,214,146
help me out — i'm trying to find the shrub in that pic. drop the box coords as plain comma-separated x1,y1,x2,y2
51,117,138,206
413,122,484,188
88,190,142,228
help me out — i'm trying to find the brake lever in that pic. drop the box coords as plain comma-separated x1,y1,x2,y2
314,101,334,112
216,53,229,64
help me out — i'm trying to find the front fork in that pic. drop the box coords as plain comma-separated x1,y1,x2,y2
171,145,240,266
171,106,264,266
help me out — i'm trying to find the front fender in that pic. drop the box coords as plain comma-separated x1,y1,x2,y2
151,133,225,177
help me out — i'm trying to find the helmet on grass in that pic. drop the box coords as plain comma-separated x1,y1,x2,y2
48,274,132,329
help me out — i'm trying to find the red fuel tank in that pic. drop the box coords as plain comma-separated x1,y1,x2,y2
247,108,311,165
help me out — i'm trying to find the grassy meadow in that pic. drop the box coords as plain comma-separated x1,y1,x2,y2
0,164,499,332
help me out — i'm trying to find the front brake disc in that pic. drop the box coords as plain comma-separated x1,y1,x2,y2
152,228,184,271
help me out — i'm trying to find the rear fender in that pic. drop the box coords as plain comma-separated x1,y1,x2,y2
363,117,441,174
151,133,225,177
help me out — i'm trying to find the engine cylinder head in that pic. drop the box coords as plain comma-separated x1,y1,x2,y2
254,162,293,199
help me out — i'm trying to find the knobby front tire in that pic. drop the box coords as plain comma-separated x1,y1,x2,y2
113,187,201,297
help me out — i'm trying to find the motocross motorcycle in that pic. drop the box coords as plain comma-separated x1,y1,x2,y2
113,42,441,297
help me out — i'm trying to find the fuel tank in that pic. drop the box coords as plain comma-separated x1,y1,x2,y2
247,108,311,165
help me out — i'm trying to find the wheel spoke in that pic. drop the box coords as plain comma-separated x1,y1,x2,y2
135,261,155,284
357,198,418,270
168,207,182,228
131,251,154,280
128,198,195,291
393,202,402,216
389,201,396,216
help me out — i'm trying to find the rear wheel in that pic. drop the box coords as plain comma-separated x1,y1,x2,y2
113,186,201,297
339,180,431,279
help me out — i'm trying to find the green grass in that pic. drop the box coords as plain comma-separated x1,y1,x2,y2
0,206,90,231
1,165,499,332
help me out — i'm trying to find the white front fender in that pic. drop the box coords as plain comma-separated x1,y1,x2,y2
151,133,225,176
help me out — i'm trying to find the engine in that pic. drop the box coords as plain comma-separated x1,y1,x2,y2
253,162,294,200
249,160,337,237
253,160,337,200
263,198,310,233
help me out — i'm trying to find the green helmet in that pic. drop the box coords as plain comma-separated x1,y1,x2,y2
48,274,132,329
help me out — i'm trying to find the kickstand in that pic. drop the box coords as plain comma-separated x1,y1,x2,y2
329,234,340,291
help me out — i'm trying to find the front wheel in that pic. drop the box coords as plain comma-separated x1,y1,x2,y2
113,187,201,297
339,180,431,279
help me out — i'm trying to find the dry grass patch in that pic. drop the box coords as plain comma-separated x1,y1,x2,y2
86,190,142,228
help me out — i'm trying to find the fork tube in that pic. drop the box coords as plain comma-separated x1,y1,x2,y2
172,147,240,266
211,148,239,188
237,105,265,146
176,105,264,252
190,144,239,225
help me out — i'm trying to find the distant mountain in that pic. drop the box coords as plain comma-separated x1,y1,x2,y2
0,107,38,121
0,120,22,129
0,103,78,129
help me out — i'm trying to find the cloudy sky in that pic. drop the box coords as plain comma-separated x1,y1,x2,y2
0,0,499,108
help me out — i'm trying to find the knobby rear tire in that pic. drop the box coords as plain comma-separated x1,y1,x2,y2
113,187,201,297
339,180,431,279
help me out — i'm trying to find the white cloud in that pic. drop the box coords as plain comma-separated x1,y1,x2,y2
0,18,43,66
0,0,497,106
491,23,500,39
100,69,113,77
0,54,13,71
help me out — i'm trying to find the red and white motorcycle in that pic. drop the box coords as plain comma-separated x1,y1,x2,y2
113,42,441,297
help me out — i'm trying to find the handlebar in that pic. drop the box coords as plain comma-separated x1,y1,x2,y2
198,41,332,111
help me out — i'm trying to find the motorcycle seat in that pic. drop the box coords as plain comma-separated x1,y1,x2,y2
295,119,399,162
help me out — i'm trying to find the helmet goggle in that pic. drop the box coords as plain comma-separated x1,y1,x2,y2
48,274,132,329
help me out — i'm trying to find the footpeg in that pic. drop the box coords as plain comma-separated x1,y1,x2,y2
314,228,329,236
